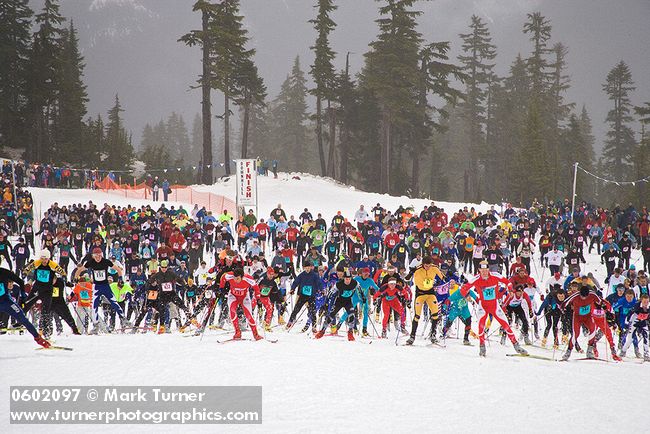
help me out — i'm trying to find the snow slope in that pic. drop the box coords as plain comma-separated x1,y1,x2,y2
194,172,498,220
2,175,648,433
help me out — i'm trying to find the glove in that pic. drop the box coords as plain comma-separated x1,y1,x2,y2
289,290,295,296
406,300,412,309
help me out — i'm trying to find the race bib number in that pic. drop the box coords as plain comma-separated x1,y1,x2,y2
341,289,353,298
161,282,174,292
204,290,213,299
638,313,649,321
422,278,434,290
93,270,107,281
482,287,496,301
131,267,139,274
80,290,89,300
61,250,68,257
285,257,290,263
0,283,5,297
52,287,60,297
187,290,195,297
579,305,591,315
261,286,271,296
147,290,158,300
36,269,50,283
18,247,24,254
76,234,82,240
372,243,378,249
301,285,312,296
623,247,629,252
329,246,336,252
490,254,496,260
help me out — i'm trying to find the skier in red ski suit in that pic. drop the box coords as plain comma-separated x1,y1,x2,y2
460,261,527,357
220,268,262,340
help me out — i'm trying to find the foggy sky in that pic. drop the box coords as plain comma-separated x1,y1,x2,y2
38,0,650,158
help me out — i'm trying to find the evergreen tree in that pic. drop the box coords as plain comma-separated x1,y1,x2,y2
179,0,222,183
103,94,133,170
361,0,423,194
457,15,497,201
633,102,650,204
25,0,65,161
190,113,203,164
0,0,33,150
237,58,266,159
309,0,338,176
602,60,636,181
562,114,590,200
54,20,88,165
140,123,171,171
269,56,309,171
523,12,552,96
201,0,255,175
548,42,573,196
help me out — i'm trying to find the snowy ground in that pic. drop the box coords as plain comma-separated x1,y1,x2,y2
2,175,648,433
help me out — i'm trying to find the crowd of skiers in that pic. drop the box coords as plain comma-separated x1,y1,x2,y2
1,193,649,362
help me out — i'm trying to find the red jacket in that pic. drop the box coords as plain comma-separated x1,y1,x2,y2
168,232,186,253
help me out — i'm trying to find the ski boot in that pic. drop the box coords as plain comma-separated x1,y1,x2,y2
348,330,355,341
500,333,506,345
430,331,438,344
513,342,528,355
381,329,387,339
635,347,642,359
611,347,622,361
264,322,272,332
278,316,286,326
619,350,627,358
311,326,317,334
463,338,471,346
401,325,408,334
34,336,51,349
314,329,325,339
524,335,532,345
157,326,166,335
593,345,599,359
405,336,415,346
121,318,133,329
479,343,486,357
575,342,583,353
362,328,370,338
330,325,338,335
586,345,596,359
285,321,294,331
561,348,571,361
541,337,547,348
232,329,242,340
300,324,310,333
251,327,263,341
469,330,478,339
644,354,650,363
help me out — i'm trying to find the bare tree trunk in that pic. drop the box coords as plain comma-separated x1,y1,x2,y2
224,91,231,176
339,117,349,185
316,95,326,175
380,108,391,194
326,101,336,178
201,9,212,184
241,97,250,159
411,151,420,195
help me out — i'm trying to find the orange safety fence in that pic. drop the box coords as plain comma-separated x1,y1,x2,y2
93,177,237,216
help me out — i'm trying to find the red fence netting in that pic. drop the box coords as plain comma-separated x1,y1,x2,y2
93,177,236,216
